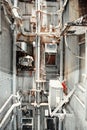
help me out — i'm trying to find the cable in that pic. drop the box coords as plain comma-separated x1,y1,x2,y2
64,35,85,60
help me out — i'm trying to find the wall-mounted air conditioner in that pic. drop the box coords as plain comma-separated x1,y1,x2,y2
45,43,57,53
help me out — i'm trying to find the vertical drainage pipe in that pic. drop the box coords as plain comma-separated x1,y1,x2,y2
35,0,41,129
59,1,63,129
0,3,1,33
60,0,63,82
13,1,18,130
59,117,62,130
13,0,18,104
13,24,17,130
0,3,1,69
85,30,87,120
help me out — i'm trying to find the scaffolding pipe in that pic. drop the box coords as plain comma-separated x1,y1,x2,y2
0,102,21,129
0,95,17,114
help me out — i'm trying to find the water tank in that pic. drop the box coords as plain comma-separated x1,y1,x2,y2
49,80,63,108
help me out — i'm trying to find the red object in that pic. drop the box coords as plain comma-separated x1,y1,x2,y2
62,81,67,95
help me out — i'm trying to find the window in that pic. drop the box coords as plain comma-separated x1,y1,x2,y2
45,53,56,65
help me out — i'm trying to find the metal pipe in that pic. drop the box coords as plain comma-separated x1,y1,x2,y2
0,3,1,33
0,102,21,128
59,0,63,82
13,28,17,95
35,0,41,129
85,30,87,120
13,0,18,99
14,0,18,7
9,115,14,130
37,0,40,81
58,117,62,130
0,95,17,114
0,3,1,70
50,86,77,117
13,1,18,130
63,0,69,8
59,0,69,81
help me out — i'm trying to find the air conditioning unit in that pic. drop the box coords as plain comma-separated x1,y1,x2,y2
19,55,34,67
45,43,57,53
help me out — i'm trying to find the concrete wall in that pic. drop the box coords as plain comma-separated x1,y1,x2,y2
63,0,87,130
17,71,35,91
0,6,13,108
64,36,79,86
0,4,13,130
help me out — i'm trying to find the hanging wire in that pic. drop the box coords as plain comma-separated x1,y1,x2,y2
64,35,85,60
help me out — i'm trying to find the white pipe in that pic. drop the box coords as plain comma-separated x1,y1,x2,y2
9,0,21,19
0,95,17,114
63,0,69,8
14,0,18,7
59,117,62,130
0,102,21,128
59,0,63,82
85,30,87,120
13,26,17,130
59,0,69,82
3,5,12,25
12,0,18,125
35,0,41,130
12,7,21,19
62,108,66,115
0,3,1,33
50,86,77,117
